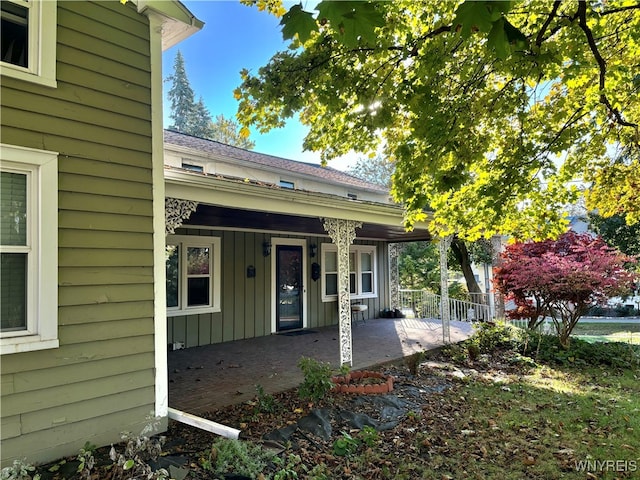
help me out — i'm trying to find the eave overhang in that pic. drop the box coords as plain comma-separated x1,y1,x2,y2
165,168,433,242
134,0,204,50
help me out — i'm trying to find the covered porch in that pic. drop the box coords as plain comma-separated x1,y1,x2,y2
167,317,474,414
165,167,438,367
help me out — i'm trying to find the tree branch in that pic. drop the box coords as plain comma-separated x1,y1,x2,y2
577,1,639,133
601,4,640,15
535,1,562,47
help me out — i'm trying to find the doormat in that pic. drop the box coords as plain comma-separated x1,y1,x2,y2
280,330,318,336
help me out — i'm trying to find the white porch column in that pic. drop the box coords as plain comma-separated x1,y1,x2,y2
165,197,198,235
322,218,362,366
439,235,453,343
388,243,401,310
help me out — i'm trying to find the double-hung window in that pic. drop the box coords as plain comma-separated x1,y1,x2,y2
166,235,221,315
0,144,58,355
0,0,57,87
321,244,377,301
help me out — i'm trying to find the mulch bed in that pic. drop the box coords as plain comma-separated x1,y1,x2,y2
35,349,527,479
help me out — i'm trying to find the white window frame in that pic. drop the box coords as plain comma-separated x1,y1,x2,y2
166,234,221,316
279,180,295,189
181,160,205,173
321,244,377,302
0,144,58,355
0,0,57,88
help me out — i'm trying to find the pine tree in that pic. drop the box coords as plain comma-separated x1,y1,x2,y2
191,97,214,138
166,50,198,133
166,51,254,149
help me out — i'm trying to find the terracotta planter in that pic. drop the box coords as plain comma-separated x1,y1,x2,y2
331,371,394,394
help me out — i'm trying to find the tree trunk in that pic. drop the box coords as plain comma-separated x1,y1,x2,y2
450,238,483,299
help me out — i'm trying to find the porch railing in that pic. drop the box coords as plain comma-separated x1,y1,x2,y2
398,289,492,322
508,318,553,334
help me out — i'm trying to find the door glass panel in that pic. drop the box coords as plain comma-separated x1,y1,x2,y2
277,245,302,330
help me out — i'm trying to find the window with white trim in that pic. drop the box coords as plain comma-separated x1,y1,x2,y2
181,161,204,173
0,0,57,87
166,235,221,316
0,144,58,355
321,244,377,301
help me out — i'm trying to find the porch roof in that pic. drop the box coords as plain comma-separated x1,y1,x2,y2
165,168,433,242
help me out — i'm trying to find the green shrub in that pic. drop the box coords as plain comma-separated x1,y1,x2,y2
109,418,168,480
77,442,96,479
358,425,380,447
205,438,276,478
471,321,522,353
520,333,640,368
273,454,303,480
332,431,360,456
1,459,40,480
254,384,277,414
467,343,480,361
297,356,334,402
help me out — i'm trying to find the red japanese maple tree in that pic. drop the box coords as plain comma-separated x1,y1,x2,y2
493,231,638,347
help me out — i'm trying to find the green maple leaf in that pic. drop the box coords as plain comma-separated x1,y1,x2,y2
316,1,385,47
504,18,528,50
280,3,318,44
454,1,495,38
488,18,510,59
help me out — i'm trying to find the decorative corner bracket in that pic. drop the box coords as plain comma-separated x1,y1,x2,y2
165,197,198,235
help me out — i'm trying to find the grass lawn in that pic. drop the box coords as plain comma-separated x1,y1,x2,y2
422,363,640,479
572,320,640,344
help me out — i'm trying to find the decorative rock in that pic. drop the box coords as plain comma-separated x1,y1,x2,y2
448,370,466,379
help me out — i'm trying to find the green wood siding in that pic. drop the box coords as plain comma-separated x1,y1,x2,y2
167,230,391,347
2,406,154,469
0,0,158,466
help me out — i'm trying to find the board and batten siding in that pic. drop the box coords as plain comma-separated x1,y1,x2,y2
168,229,390,347
0,1,157,465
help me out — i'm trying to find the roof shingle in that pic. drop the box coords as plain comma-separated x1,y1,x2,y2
164,129,388,194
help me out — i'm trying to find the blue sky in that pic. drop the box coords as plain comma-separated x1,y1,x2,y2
161,1,355,170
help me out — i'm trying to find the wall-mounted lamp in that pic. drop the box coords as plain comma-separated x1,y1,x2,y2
262,241,271,257
311,262,321,281
247,265,256,278
309,244,317,258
